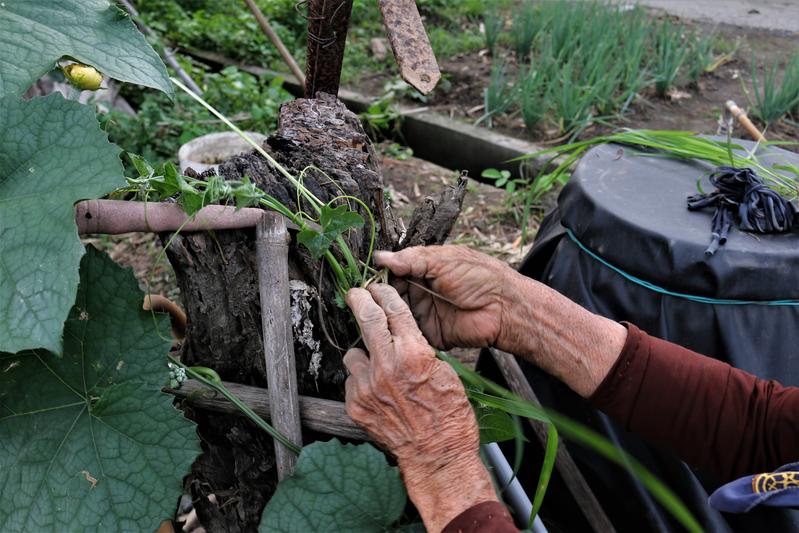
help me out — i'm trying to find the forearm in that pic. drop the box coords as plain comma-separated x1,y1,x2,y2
591,324,799,481
401,453,499,533
498,273,627,398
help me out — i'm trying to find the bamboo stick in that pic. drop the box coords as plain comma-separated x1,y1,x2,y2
256,213,303,478
726,100,766,142
243,0,306,87
75,200,306,235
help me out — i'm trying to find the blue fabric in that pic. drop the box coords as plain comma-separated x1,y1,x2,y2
709,463,799,513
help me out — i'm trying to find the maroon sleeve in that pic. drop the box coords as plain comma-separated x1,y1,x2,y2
590,323,799,482
442,501,518,533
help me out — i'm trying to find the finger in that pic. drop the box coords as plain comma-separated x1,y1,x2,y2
344,373,371,425
374,246,440,279
345,288,393,354
366,284,422,339
343,348,370,377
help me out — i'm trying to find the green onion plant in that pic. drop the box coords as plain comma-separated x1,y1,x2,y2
748,51,799,125
483,9,504,56
512,0,539,61
652,19,690,97
481,1,720,136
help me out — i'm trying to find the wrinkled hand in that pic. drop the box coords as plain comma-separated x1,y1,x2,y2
374,245,520,350
344,284,496,533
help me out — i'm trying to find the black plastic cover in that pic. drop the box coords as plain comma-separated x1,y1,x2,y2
478,140,799,532
561,140,799,300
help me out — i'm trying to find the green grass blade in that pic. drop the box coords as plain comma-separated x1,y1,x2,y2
440,352,702,533
529,422,558,527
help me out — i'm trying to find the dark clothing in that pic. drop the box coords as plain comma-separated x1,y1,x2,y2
446,323,799,532
591,323,799,482
442,501,517,533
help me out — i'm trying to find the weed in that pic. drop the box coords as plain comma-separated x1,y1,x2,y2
748,51,799,125
380,142,413,161
102,65,291,172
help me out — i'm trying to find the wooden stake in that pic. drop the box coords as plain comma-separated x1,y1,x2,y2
256,212,303,478
490,348,617,533
243,0,306,87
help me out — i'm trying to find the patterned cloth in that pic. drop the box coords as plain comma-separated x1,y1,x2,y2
709,462,799,513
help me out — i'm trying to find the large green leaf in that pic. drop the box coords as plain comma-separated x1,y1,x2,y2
260,439,407,532
0,0,172,97
0,94,124,354
0,246,200,531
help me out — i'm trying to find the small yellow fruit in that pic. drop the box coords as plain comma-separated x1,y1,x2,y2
63,63,103,91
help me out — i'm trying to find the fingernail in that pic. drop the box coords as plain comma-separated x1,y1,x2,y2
373,250,392,265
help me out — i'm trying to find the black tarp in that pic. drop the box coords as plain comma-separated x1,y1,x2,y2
481,140,799,532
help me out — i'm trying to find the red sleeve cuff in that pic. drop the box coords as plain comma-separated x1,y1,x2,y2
442,501,518,533
589,321,646,420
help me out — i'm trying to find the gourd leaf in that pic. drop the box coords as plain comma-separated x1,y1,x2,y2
0,94,124,355
0,246,200,531
296,203,364,259
260,439,407,532
0,0,172,97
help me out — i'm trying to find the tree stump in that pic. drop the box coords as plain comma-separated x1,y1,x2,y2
165,93,465,531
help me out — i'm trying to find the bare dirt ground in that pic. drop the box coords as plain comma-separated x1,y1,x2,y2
379,151,540,266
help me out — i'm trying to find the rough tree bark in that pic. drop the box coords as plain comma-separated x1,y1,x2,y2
165,93,465,532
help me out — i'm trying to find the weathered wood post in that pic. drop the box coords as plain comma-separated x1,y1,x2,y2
256,212,303,478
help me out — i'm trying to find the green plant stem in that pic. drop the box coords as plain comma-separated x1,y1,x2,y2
334,195,378,283
168,355,302,455
171,77,324,212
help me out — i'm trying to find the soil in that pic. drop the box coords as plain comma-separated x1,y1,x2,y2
357,21,799,147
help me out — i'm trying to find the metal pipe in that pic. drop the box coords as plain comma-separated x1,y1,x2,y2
483,442,548,533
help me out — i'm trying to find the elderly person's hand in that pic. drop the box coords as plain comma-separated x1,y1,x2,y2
376,245,628,398
374,245,524,352
344,284,497,533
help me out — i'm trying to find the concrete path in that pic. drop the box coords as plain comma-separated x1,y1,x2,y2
636,0,799,34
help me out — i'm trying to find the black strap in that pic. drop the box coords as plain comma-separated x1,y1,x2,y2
687,166,799,256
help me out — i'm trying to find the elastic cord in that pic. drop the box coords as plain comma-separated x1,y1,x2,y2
565,229,799,307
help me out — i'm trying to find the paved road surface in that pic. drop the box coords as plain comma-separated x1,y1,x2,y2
637,0,799,34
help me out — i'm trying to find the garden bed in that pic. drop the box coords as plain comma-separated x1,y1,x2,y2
354,22,799,147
